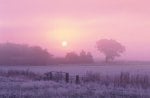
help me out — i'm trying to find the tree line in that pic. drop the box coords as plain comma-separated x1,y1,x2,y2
0,43,94,65
0,39,125,65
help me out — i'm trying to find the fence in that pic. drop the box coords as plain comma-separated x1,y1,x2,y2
39,71,150,89
43,71,80,84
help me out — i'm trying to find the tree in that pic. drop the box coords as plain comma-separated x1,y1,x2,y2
80,50,86,58
79,50,94,63
65,50,94,64
65,52,79,63
86,52,94,63
96,39,125,62
0,43,53,65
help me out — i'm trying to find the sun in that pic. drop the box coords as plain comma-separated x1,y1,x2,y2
62,41,68,47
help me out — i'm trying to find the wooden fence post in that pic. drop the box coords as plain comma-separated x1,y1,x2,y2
65,73,69,83
76,75,80,84
49,72,53,80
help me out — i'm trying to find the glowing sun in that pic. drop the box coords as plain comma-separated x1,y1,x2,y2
62,41,68,47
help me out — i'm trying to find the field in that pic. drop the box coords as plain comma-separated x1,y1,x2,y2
0,63,150,98
0,63,150,75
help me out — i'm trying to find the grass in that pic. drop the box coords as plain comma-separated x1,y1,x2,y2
83,72,150,89
0,69,149,98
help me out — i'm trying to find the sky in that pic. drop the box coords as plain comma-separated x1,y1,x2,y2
0,0,150,61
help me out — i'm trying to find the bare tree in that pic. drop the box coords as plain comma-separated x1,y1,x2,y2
96,39,125,62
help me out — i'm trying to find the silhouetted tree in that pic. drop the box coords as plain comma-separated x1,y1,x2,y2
65,50,94,64
86,52,94,63
96,39,125,62
65,52,79,64
79,50,86,63
79,50,94,63
0,43,53,65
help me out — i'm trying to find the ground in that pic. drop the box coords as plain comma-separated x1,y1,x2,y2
0,63,150,98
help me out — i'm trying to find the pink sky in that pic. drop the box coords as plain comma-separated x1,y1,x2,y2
0,0,150,60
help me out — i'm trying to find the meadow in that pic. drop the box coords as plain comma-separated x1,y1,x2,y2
0,64,150,98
